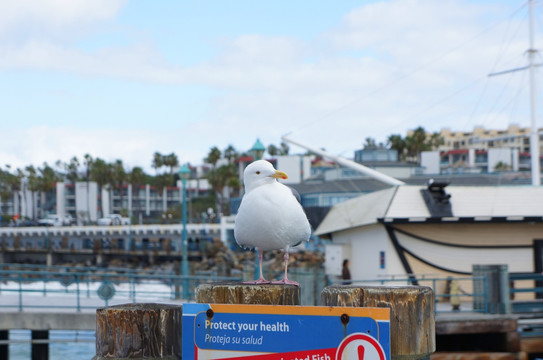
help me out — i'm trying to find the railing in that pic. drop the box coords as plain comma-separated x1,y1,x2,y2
5,262,543,315
509,273,543,315
0,263,242,312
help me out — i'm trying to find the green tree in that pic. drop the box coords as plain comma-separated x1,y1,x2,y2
428,132,444,150
65,156,80,184
267,144,279,157
387,134,407,160
280,142,289,155
152,152,163,174
90,158,111,218
205,147,222,168
163,152,179,175
83,154,93,223
25,165,40,220
129,166,146,218
111,159,127,211
206,163,239,215
38,162,61,214
363,137,377,149
405,126,430,162
0,168,19,215
223,145,238,164
153,173,174,212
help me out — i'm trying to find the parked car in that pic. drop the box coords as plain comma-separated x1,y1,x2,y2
97,214,131,226
38,214,73,226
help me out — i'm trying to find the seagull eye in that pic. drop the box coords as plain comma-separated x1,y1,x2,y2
256,171,261,175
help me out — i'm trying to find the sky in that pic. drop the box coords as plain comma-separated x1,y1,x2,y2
0,0,541,173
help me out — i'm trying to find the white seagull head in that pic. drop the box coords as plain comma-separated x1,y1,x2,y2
243,160,288,193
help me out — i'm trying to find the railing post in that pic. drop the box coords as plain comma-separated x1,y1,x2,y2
92,303,182,360
321,285,435,360
18,273,22,312
76,274,81,312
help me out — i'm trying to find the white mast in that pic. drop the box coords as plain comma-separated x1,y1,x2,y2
529,0,541,185
488,0,540,185
281,135,405,186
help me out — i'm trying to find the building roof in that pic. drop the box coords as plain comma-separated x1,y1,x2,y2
315,185,543,236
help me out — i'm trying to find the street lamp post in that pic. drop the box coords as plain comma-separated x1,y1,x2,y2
250,138,265,161
178,164,191,299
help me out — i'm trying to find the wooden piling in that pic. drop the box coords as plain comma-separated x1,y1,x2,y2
92,303,182,360
321,285,435,360
196,282,301,305
31,330,48,360
0,330,8,360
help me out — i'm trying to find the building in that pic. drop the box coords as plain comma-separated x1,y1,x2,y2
438,124,542,153
0,176,211,225
315,183,543,286
421,147,541,175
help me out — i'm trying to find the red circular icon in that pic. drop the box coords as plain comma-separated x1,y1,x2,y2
336,333,386,360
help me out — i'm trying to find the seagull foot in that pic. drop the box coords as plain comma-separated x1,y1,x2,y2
271,279,299,286
243,278,271,285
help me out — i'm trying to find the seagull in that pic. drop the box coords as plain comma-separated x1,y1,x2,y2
234,160,311,286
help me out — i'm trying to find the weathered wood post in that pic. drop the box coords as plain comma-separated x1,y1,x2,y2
322,285,435,360
92,303,182,360
32,330,49,360
196,282,301,305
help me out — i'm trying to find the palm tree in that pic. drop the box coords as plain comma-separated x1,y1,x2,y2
280,142,290,155
0,167,23,217
38,162,61,215
387,134,407,161
207,163,239,215
111,160,127,212
90,158,111,218
406,127,430,162
205,147,221,168
163,153,179,175
363,137,377,149
0,168,13,215
25,165,40,220
267,144,279,157
153,173,173,213
152,152,163,174
129,166,146,219
65,156,80,184
428,132,444,150
83,154,93,223
224,145,238,164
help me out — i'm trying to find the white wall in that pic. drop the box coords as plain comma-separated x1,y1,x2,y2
276,156,303,184
276,155,313,184
488,148,512,172
325,244,350,276
101,188,110,216
56,183,65,217
331,224,405,280
75,182,98,222
421,151,440,175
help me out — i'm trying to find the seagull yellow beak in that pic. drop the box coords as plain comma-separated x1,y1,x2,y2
271,170,288,180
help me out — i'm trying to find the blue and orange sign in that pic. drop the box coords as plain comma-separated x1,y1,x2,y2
182,304,390,360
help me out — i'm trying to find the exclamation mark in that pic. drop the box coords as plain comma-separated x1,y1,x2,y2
358,345,365,359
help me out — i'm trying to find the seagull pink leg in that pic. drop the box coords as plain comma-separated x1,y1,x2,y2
244,249,270,284
272,251,299,286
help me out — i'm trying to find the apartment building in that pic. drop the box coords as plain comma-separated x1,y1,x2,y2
438,124,541,153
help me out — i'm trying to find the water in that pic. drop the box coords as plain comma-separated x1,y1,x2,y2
9,330,95,359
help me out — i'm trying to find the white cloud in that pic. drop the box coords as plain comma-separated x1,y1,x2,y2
0,0,537,171
0,0,127,36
